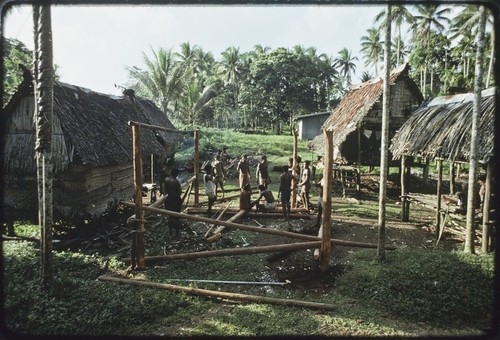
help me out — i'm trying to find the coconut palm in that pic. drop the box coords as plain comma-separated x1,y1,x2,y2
33,4,55,287
464,5,487,254
125,47,185,118
450,5,495,87
374,4,414,66
411,4,451,97
360,27,383,77
218,46,242,111
334,47,358,87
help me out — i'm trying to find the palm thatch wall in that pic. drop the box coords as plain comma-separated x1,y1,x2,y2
389,87,496,164
1,80,182,222
309,63,423,165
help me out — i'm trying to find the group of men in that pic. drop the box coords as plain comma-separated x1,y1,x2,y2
163,151,323,236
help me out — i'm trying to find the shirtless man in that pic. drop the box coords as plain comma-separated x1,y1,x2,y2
279,166,294,223
237,154,251,191
256,155,271,189
164,167,182,236
299,160,312,210
212,154,225,198
256,184,277,211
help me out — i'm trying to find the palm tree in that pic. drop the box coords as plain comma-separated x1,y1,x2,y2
360,27,383,77
178,71,220,126
374,5,414,66
464,5,487,254
125,47,185,118
450,5,495,87
334,47,358,88
411,4,451,96
218,46,242,114
33,4,55,288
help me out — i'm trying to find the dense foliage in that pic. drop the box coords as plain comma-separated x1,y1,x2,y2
121,4,494,130
2,38,32,105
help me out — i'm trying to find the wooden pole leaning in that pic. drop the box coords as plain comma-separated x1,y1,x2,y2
119,202,396,249
320,129,333,272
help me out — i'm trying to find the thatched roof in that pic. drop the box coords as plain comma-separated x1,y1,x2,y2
389,87,496,164
4,81,182,167
309,63,422,154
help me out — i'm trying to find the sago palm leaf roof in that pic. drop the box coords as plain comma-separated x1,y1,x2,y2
389,87,496,164
4,81,182,167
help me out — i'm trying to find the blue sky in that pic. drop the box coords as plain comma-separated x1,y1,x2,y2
4,3,392,95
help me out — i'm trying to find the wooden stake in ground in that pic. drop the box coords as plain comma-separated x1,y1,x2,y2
98,275,334,311
291,128,298,208
319,129,333,272
194,129,200,206
131,124,145,270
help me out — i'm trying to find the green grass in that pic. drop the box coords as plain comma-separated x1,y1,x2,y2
175,127,313,166
3,239,494,336
2,129,496,337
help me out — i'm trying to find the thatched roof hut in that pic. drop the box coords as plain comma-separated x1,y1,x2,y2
309,63,423,165
389,87,496,164
2,80,182,222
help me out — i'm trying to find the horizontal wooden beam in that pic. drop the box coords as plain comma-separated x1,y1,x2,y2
120,201,396,250
143,241,322,263
128,120,193,134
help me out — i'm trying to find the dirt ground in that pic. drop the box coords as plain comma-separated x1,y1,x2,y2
56,172,468,294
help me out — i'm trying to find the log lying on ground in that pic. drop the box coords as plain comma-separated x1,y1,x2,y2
120,202,396,250
143,241,322,263
184,207,310,219
207,208,249,243
97,275,334,311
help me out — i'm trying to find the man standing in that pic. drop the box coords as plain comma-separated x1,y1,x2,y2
203,164,216,214
164,167,182,236
256,155,271,189
237,154,251,191
299,160,312,210
212,154,225,198
279,166,294,224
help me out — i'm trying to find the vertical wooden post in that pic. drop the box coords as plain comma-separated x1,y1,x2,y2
435,158,443,240
320,129,333,272
481,162,492,253
150,154,154,184
132,125,145,270
401,155,408,222
291,129,298,208
449,161,455,194
194,129,200,206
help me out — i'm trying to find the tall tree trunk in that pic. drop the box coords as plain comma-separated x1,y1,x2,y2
464,5,486,254
33,4,54,288
486,28,494,88
377,4,391,262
